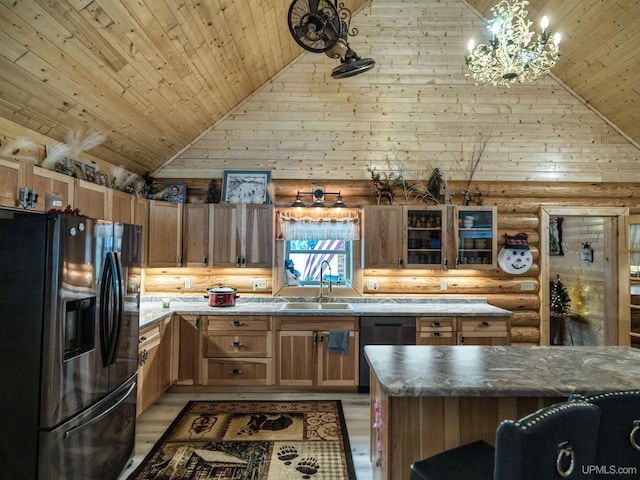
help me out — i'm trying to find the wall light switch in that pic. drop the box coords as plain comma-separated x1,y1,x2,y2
521,281,535,291
368,280,378,291
184,278,192,289
440,280,448,291
253,279,268,290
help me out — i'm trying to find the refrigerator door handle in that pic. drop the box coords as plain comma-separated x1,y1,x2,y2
99,252,114,366
62,380,136,440
108,252,125,365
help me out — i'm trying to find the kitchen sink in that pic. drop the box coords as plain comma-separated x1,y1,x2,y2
280,302,354,311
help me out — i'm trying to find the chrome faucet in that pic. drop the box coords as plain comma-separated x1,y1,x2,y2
319,260,332,303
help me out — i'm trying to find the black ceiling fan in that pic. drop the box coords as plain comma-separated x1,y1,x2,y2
287,0,375,79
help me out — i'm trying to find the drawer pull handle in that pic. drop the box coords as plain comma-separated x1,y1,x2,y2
231,342,244,348
139,336,147,342
432,332,441,337
431,322,441,327
230,369,242,375
480,321,490,327
231,320,245,327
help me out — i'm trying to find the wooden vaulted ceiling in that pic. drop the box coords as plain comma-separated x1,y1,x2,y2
1,0,638,176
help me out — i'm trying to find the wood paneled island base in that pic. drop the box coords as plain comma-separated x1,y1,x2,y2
365,345,640,480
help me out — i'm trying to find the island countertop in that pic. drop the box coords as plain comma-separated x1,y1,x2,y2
365,345,640,397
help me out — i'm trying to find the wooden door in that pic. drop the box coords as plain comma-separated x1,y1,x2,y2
26,165,74,211
110,189,134,223
317,330,358,387
276,331,315,386
175,315,201,385
243,204,273,267
148,200,182,267
182,203,210,267
0,157,26,208
210,204,240,266
133,196,149,266
363,205,403,268
74,179,109,219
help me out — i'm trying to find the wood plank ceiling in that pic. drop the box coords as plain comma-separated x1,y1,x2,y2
0,0,638,176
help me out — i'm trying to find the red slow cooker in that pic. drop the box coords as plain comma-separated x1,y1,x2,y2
204,286,239,307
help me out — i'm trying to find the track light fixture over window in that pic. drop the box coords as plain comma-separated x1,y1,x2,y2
290,190,347,208
465,0,561,86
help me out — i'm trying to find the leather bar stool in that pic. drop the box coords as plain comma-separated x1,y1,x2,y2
571,390,640,479
409,400,601,480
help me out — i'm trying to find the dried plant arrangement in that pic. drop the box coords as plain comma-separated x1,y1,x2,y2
65,130,106,159
457,132,490,205
41,143,73,175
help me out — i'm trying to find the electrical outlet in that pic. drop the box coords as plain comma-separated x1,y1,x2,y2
253,279,268,290
368,280,378,291
440,280,448,291
521,281,535,291
184,278,192,289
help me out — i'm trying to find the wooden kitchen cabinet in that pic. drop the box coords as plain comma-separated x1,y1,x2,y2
110,189,135,223
137,317,172,416
363,205,404,268
275,316,359,388
182,203,210,267
210,204,273,268
0,157,27,208
364,205,496,270
74,179,110,220
175,315,201,385
201,315,272,386
629,214,640,348
133,196,149,266
417,316,510,346
148,200,183,267
24,165,74,211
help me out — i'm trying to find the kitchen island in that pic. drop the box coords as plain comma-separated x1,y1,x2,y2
365,345,640,480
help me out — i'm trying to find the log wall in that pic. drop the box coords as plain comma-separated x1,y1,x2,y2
143,179,640,346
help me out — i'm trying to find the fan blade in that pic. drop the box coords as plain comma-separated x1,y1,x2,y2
308,0,320,13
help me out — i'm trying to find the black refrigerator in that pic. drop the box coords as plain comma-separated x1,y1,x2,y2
0,211,141,480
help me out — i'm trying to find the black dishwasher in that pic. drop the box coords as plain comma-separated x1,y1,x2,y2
358,316,416,392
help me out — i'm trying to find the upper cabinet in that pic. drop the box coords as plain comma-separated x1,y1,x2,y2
182,203,210,267
148,200,183,267
74,179,109,220
0,157,27,209
364,205,497,270
210,204,273,268
454,206,498,269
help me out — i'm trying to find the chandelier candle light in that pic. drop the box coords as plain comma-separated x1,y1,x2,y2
466,0,561,86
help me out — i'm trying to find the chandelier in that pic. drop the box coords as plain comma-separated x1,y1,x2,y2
465,0,561,86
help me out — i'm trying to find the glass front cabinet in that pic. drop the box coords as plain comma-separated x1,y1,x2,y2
455,206,498,269
404,207,446,269
402,205,497,270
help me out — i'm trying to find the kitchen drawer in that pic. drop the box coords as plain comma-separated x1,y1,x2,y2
138,325,161,350
417,317,455,333
459,318,509,334
417,330,456,345
204,316,271,331
202,358,272,385
203,331,272,357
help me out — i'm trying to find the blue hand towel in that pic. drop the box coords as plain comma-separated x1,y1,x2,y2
327,330,349,355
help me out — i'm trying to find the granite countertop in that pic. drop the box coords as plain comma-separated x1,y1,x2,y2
138,297,512,328
364,345,640,397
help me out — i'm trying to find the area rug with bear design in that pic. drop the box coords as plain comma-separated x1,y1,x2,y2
127,400,356,480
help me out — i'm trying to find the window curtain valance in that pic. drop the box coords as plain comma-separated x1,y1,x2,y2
277,208,360,241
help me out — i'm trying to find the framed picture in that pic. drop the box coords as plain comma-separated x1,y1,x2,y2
73,161,86,180
222,170,271,204
84,164,97,183
133,178,149,198
96,172,111,188
164,182,186,203
549,216,564,256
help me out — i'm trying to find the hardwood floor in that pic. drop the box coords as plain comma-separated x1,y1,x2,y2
117,391,373,480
